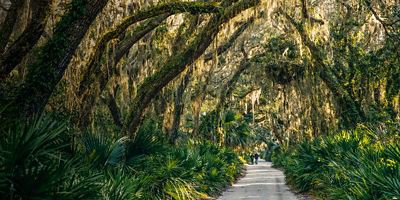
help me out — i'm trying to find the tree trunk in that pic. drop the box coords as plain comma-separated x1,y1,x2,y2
106,85,123,128
170,68,192,144
0,0,51,82
4,0,109,121
0,0,25,54
123,0,261,138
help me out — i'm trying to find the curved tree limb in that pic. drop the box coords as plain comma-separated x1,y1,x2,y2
171,15,201,55
79,1,221,97
214,51,266,143
77,2,221,129
122,0,261,138
77,14,170,129
191,16,254,136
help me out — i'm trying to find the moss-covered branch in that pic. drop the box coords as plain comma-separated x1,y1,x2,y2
77,4,217,129
190,16,254,136
123,0,261,138
79,1,221,97
0,0,51,82
171,15,200,55
77,14,169,129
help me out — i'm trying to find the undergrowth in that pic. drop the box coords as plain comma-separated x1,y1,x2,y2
0,115,243,199
272,123,400,199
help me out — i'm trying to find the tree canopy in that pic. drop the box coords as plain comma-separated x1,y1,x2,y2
0,0,399,198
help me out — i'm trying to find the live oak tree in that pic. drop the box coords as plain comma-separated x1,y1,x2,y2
122,0,261,139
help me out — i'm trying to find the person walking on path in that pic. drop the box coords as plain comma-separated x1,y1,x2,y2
250,154,254,165
254,152,259,165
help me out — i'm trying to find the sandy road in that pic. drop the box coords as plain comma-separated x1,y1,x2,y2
218,159,298,200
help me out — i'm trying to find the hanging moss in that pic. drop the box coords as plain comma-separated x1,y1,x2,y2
123,0,261,138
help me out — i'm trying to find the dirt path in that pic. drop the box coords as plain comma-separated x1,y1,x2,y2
218,159,298,200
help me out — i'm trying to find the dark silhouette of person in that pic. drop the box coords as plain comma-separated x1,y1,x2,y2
250,154,254,165
254,152,259,165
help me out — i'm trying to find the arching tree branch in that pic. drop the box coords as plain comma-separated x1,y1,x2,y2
77,2,221,129
214,52,266,143
122,0,261,138
79,1,221,98
77,14,170,129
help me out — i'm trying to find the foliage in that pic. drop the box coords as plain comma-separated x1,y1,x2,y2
0,115,102,199
272,124,400,199
0,115,243,199
222,111,251,149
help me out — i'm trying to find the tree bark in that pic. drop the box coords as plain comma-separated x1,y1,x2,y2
0,0,51,82
170,68,192,145
3,0,109,121
106,85,123,128
0,0,25,54
123,0,261,138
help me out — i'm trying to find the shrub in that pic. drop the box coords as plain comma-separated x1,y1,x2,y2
272,128,400,199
